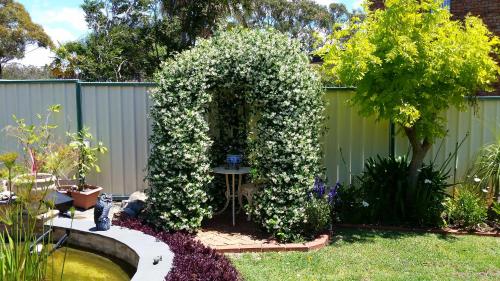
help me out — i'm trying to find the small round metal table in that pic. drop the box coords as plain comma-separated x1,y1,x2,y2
212,166,250,226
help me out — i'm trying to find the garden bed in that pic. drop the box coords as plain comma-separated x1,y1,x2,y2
335,223,500,237
113,214,241,281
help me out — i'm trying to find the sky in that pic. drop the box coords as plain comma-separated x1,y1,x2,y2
13,0,363,67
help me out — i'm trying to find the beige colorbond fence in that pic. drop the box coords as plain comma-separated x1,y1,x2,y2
325,90,500,185
1,81,500,195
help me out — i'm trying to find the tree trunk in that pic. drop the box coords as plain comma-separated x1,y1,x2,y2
404,127,432,189
0,63,3,79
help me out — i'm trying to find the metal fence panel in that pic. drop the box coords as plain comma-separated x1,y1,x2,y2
2,81,500,194
0,81,78,154
323,89,389,184
80,84,152,195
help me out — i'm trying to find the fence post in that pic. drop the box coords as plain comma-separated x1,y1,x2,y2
76,80,83,132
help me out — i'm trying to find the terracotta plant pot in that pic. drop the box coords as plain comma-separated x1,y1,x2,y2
59,184,103,210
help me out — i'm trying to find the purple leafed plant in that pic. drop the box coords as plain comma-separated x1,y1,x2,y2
113,215,241,281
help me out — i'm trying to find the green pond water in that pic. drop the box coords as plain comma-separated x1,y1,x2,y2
46,246,132,281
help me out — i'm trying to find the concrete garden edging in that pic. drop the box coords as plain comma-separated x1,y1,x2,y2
49,217,174,281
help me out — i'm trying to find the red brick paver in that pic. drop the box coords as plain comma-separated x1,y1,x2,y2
195,212,329,253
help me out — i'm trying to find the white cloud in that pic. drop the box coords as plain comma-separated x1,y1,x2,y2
11,47,54,67
13,5,88,67
353,0,364,9
314,0,364,10
40,7,88,32
45,27,79,44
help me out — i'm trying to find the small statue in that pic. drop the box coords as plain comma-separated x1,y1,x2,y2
94,193,113,231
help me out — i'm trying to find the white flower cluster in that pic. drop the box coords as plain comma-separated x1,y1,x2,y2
146,29,325,238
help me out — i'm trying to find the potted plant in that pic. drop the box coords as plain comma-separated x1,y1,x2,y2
225,145,243,170
60,127,107,209
4,105,62,201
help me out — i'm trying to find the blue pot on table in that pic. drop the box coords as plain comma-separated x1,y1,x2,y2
226,154,242,170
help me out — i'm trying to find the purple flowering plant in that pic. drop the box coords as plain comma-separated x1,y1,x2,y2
310,176,340,206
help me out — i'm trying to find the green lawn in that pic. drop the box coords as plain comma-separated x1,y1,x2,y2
231,229,500,281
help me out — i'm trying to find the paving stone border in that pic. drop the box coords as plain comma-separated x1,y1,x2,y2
335,224,500,237
211,233,330,253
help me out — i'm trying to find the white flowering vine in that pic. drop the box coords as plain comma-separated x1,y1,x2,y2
145,29,325,238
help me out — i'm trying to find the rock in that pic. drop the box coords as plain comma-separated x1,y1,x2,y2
123,191,147,217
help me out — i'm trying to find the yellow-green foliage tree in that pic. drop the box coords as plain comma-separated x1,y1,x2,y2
0,0,53,78
321,0,500,187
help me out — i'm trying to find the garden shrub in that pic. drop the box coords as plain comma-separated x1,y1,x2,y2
469,140,500,204
113,215,240,281
490,202,500,229
303,178,337,238
147,28,324,240
443,186,488,230
335,155,449,226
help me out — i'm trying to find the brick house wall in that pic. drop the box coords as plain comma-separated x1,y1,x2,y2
369,0,500,95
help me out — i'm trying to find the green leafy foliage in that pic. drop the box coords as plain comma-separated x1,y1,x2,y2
304,197,331,239
4,104,61,174
147,28,324,240
50,0,237,81
68,127,107,189
0,0,53,78
50,0,358,81
232,0,360,52
44,144,79,183
320,0,500,187
469,139,500,203
335,155,449,226
0,116,75,281
443,186,488,230
1,63,51,80
491,202,500,224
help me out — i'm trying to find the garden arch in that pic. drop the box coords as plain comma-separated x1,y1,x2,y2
146,29,325,240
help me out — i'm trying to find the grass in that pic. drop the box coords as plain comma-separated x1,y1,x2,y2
231,229,500,281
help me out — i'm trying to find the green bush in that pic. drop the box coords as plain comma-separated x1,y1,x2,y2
491,202,500,224
304,197,331,238
335,155,449,226
469,140,500,204
302,177,337,238
443,186,487,229
147,28,324,238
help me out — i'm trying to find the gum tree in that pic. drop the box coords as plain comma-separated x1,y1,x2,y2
321,0,500,187
0,0,53,78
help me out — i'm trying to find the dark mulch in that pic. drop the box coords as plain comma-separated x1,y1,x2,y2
113,214,241,281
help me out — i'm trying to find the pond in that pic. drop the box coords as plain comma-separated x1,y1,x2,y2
47,246,132,281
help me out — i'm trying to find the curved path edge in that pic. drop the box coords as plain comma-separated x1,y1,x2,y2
48,217,174,281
